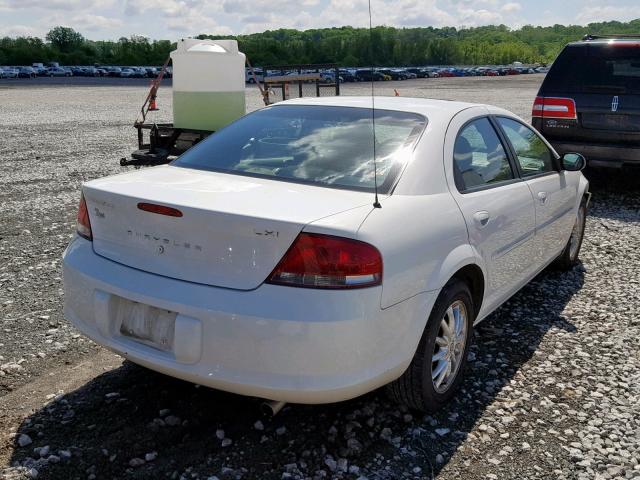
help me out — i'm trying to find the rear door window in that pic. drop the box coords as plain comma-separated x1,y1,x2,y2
453,118,515,191
497,118,556,176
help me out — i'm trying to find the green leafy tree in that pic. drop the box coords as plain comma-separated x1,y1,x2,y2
2,20,640,67
45,26,84,53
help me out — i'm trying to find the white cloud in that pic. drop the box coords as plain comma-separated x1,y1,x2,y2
4,0,108,10
575,5,640,24
166,15,229,34
447,0,499,7
456,7,503,26
124,0,207,17
70,13,123,31
2,24,40,36
310,0,456,29
2,0,640,41
223,0,319,15
241,14,270,23
388,0,457,26
120,0,231,35
501,2,522,13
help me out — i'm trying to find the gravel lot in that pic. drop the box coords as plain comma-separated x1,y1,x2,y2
1,75,639,480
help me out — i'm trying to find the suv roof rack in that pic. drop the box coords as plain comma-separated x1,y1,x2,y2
582,33,640,41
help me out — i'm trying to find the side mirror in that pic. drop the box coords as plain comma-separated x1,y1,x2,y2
561,153,586,171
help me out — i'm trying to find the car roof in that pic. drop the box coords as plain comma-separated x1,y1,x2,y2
276,96,493,122
568,39,640,47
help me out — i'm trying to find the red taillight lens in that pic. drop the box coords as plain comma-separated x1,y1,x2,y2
76,193,92,240
267,233,382,289
532,96,577,120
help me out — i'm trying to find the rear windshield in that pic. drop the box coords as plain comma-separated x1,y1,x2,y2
543,43,640,94
172,105,426,193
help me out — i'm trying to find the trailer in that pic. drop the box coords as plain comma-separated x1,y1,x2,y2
121,61,340,167
123,123,212,166
261,63,340,103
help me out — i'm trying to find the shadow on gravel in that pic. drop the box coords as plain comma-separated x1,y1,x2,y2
8,263,584,480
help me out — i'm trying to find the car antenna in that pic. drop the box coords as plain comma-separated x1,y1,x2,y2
368,0,381,208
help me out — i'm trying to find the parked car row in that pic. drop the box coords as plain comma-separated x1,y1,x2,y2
2,63,545,81
244,64,548,83
0,64,171,79
346,65,547,81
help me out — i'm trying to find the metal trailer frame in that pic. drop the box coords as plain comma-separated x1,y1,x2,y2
122,123,213,166
261,63,340,102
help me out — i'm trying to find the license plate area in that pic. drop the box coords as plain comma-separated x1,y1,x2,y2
117,299,176,352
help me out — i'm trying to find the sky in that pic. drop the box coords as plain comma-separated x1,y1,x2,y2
0,0,639,40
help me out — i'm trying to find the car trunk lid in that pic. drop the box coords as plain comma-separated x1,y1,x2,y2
83,165,373,290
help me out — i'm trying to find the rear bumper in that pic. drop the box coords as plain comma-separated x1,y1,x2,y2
549,141,640,168
62,236,437,404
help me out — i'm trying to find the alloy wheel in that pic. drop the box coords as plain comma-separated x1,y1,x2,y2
431,300,468,394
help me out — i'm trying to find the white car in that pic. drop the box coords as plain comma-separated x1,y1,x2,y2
2,68,19,78
63,97,589,411
245,68,264,83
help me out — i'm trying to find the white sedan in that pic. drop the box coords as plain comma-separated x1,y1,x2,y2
63,97,589,412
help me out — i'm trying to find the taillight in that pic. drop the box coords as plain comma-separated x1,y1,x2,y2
137,202,183,217
532,96,577,120
267,233,382,289
76,193,92,240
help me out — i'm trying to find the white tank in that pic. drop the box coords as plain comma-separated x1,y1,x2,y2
170,39,246,131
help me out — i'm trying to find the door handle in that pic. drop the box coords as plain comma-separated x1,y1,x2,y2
473,211,490,227
538,191,548,204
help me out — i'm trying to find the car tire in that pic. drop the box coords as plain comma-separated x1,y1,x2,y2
553,198,587,271
387,278,474,412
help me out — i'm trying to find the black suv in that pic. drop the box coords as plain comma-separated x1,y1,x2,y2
532,34,640,168
355,69,386,82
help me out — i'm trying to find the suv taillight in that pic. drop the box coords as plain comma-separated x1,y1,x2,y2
76,193,92,240
267,233,382,289
532,96,577,120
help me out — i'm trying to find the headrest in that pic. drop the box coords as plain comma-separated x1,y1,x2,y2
454,136,473,169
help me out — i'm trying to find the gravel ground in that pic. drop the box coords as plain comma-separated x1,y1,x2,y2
0,75,639,480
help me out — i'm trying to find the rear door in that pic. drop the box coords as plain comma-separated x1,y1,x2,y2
536,42,640,145
496,117,576,263
446,113,537,313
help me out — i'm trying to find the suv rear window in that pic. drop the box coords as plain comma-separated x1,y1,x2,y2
543,43,640,94
173,105,426,193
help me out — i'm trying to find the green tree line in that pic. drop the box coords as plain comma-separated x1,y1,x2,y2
1,20,639,67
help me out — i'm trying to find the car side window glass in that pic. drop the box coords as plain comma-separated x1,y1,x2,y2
497,117,555,176
453,118,514,191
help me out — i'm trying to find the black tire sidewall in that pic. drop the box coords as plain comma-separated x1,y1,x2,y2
419,280,474,411
569,203,587,264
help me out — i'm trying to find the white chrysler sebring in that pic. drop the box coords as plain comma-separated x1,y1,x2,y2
63,97,589,412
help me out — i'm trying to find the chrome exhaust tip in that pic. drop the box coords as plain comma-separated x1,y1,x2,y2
260,400,286,416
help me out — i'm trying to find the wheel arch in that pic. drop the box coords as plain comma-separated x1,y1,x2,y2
450,264,485,320
579,176,591,208
428,244,486,321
